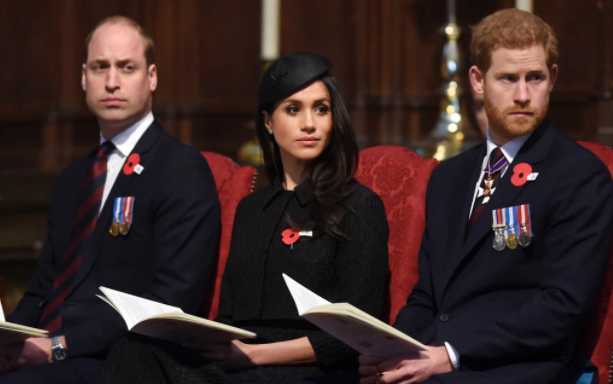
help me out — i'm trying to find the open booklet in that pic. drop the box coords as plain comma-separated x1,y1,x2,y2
0,297,48,345
98,287,256,349
282,274,426,358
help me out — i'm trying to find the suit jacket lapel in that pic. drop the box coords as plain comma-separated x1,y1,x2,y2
100,121,162,218
442,123,554,295
71,121,163,293
461,123,552,258
435,145,484,298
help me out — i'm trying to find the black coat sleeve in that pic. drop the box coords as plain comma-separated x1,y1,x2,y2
143,152,220,314
393,176,438,342
8,171,69,327
393,230,437,343
216,198,250,324
8,228,55,327
307,190,390,366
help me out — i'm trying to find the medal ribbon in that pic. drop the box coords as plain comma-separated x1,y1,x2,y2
122,197,134,227
505,206,515,232
492,208,503,227
518,203,532,237
512,206,520,235
113,197,123,226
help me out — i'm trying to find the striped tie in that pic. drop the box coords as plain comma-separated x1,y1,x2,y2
469,147,508,224
39,141,115,334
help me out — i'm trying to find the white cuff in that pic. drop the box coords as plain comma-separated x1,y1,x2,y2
444,341,460,370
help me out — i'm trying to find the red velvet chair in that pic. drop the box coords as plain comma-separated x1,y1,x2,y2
202,143,612,382
200,152,257,319
578,141,613,384
355,145,438,323
201,146,438,324
356,143,613,383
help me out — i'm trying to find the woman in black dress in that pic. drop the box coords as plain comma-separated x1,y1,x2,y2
105,53,390,384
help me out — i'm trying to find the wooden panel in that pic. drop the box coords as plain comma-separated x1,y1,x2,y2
0,2,59,116
536,0,600,96
1,1,613,280
593,0,613,97
58,0,82,110
0,0,611,174
197,1,260,112
150,0,180,107
549,100,599,140
282,0,356,98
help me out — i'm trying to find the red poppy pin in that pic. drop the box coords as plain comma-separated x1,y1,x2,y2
123,153,144,176
281,228,300,247
281,228,313,249
510,162,533,187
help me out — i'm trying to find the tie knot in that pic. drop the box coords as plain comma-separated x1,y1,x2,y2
96,141,115,160
486,147,508,175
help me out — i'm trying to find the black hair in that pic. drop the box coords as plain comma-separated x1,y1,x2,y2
256,75,358,239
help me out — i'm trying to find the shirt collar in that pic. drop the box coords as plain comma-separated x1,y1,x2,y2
262,181,285,208
262,178,316,209
484,130,531,165
99,112,154,157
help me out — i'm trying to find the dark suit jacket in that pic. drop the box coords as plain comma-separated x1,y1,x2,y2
395,122,613,383
8,121,220,359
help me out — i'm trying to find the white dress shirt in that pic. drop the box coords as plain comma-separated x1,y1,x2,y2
99,112,154,212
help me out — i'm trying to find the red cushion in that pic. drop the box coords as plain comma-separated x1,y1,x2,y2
579,141,613,177
356,145,438,323
201,142,611,382
201,152,256,319
578,141,613,384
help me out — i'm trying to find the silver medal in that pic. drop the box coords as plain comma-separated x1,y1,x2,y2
492,226,506,251
518,224,531,247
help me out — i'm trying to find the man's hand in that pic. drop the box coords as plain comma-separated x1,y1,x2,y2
359,345,453,383
0,336,62,372
16,337,54,366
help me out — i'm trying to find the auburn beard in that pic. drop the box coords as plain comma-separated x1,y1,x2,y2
484,99,547,142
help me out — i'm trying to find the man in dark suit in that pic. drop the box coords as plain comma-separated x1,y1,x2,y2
0,16,220,383
360,9,613,384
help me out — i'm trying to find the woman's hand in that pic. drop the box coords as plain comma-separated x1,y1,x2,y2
199,336,316,368
200,340,255,369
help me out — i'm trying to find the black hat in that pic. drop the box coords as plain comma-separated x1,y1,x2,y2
258,53,331,112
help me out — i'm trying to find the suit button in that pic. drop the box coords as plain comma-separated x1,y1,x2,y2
439,313,449,322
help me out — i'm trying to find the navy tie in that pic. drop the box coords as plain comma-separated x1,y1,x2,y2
469,147,508,224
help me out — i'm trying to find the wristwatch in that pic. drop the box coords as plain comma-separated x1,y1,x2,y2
51,336,67,362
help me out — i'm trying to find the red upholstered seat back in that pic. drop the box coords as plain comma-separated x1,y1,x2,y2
577,141,613,384
201,143,611,382
201,152,256,319
355,145,438,323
